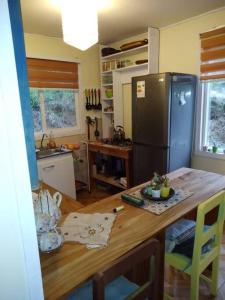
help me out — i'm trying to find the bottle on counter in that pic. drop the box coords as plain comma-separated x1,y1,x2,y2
47,131,56,149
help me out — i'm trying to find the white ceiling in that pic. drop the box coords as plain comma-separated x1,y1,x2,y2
21,0,225,45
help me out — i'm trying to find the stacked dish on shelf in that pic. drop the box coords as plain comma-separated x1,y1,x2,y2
101,40,148,73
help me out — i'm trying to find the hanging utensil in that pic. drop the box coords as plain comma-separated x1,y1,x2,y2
86,116,94,140
97,89,102,110
88,89,92,110
86,116,91,140
85,89,90,110
94,117,100,139
94,89,97,109
91,89,94,110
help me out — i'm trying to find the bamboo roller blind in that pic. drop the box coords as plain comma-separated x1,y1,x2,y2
27,58,79,89
200,26,225,81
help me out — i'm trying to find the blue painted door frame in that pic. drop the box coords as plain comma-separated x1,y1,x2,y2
8,0,38,189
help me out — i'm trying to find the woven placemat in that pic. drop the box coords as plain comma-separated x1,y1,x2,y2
129,189,193,215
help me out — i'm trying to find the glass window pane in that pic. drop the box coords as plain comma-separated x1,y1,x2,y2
44,89,77,129
30,88,42,132
207,80,225,148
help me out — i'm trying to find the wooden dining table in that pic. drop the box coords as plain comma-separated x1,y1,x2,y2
40,167,225,300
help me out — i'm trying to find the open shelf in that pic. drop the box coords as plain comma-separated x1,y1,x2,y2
101,44,148,60
102,83,113,87
115,62,148,72
102,70,113,74
102,62,148,74
93,173,126,189
102,98,113,101
100,27,159,138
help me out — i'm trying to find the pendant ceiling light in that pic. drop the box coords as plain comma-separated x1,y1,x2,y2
60,0,98,51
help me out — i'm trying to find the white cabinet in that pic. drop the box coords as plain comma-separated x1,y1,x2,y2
100,27,159,138
37,153,76,199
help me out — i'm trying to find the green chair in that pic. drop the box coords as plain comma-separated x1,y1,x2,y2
165,190,225,300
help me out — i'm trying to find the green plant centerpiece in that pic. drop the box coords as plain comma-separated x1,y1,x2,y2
149,172,170,198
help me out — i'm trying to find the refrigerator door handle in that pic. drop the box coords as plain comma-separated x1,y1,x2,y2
161,145,170,150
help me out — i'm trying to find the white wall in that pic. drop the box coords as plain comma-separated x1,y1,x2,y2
24,33,100,88
159,8,225,74
0,1,43,299
159,7,225,174
24,33,101,145
23,8,225,174
108,8,225,174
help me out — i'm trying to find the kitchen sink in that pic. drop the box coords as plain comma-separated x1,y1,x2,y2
36,148,71,159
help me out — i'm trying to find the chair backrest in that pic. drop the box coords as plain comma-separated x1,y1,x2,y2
192,190,225,272
93,238,160,300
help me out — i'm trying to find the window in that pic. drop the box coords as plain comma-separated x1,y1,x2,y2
30,88,78,132
201,80,225,149
27,58,81,137
199,27,225,154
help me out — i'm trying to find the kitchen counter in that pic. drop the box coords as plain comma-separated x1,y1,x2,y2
88,141,132,159
36,148,72,160
88,141,133,189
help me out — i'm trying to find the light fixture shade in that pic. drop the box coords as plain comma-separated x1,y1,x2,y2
61,0,98,51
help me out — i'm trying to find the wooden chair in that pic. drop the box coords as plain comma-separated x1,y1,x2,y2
66,238,160,300
165,190,225,300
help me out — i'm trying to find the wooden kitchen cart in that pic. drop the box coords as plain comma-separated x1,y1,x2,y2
88,141,133,190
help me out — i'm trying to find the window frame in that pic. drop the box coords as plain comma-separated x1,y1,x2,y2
195,79,225,160
27,58,85,139
196,26,225,160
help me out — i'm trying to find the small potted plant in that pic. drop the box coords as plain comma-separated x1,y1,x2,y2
160,175,170,198
151,182,161,198
212,142,218,154
151,173,162,198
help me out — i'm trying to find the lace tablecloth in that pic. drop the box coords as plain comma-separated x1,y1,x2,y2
61,212,116,248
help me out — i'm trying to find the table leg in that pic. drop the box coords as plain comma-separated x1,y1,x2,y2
156,230,165,300
125,158,132,188
88,150,96,191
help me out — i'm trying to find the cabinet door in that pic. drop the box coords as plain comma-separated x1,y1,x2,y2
37,154,76,199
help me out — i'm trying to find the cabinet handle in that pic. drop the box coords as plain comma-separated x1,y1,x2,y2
43,165,55,170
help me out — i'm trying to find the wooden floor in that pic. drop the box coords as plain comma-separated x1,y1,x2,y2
76,185,115,206
164,234,225,300
76,187,225,300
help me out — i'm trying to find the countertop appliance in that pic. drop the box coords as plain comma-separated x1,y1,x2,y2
132,72,196,185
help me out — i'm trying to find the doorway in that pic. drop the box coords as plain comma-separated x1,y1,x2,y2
122,83,132,139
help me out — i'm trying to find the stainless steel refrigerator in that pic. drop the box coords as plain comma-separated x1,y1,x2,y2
132,72,196,185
